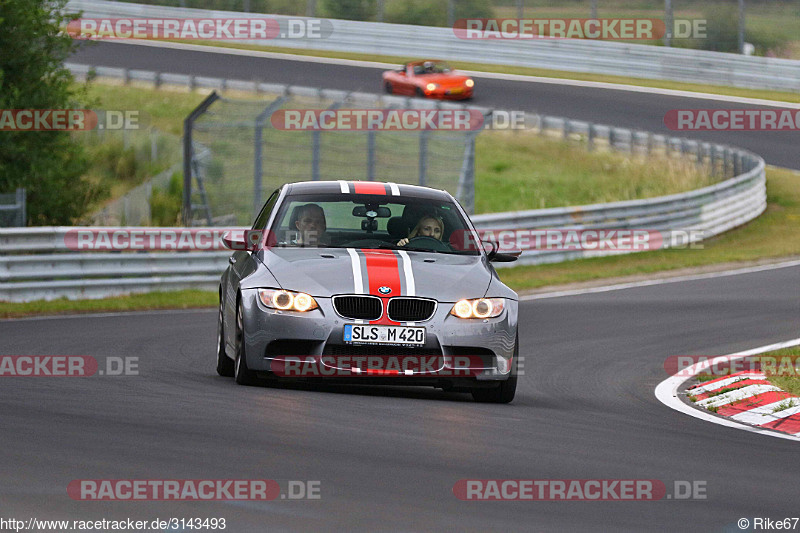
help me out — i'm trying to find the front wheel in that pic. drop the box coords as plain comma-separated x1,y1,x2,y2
234,303,260,386
216,299,234,377
471,336,518,403
384,81,393,94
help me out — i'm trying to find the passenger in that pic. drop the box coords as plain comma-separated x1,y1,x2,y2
294,204,328,246
397,215,444,246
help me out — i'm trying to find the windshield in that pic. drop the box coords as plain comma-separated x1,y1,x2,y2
267,193,480,255
412,61,452,75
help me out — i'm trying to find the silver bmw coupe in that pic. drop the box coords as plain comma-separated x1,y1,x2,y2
216,180,520,403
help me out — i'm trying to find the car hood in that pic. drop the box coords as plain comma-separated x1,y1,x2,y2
418,73,470,86
253,247,491,302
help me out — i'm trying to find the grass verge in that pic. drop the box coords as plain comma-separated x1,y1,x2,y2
84,83,209,136
0,290,217,319
475,132,713,212
759,347,800,397
500,165,800,291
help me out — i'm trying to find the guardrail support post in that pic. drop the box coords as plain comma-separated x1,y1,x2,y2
587,124,595,151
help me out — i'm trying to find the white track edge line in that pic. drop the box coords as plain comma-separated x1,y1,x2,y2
654,337,800,442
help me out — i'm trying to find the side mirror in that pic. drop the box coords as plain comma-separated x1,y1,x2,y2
483,240,521,262
490,250,522,263
222,230,261,251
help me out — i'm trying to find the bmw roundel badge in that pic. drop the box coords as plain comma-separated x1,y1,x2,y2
378,286,392,295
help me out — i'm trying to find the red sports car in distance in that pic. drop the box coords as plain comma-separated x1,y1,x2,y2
382,60,474,100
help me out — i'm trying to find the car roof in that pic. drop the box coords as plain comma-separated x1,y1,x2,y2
284,181,451,201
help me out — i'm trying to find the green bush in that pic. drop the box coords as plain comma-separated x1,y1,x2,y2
150,172,183,226
86,139,140,182
746,28,791,57
698,4,740,53
386,0,492,27
0,0,102,225
323,0,375,20
386,0,445,25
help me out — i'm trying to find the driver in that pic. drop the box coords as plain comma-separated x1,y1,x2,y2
294,203,329,246
397,215,444,247
423,61,435,73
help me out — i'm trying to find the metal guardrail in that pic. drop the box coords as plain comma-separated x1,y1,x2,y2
0,226,231,301
65,0,800,92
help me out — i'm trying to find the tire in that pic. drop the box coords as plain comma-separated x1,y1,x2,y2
216,298,235,377
415,87,425,98
471,335,518,404
234,302,260,386
384,81,393,94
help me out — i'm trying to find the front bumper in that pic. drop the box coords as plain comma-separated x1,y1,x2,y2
240,289,517,383
425,86,473,100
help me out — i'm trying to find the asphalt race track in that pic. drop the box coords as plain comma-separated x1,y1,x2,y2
2,41,798,532
2,265,799,531
71,41,800,170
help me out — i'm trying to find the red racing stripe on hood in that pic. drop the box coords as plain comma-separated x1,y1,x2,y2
362,249,401,325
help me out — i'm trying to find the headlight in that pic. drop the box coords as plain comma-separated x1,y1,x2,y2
465,79,474,88
450,298,504,319
426,83,438,91
258,289,318,312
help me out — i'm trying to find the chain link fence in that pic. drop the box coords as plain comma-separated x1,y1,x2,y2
184,90,477,226
84,127,183,226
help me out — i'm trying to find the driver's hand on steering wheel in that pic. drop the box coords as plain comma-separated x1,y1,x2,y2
397,238,409,246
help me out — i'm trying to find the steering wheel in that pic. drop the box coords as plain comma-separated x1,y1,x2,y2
405,235,451,252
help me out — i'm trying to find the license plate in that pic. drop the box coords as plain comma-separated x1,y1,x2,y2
344,324,425,346
449,87,463,95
